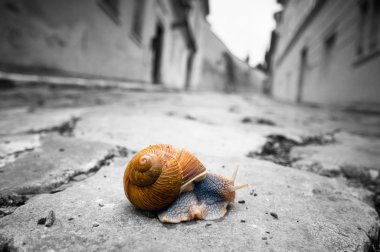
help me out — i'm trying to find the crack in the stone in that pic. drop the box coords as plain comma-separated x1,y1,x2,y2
66,147,120,184
0,145,130,218
361,225,380,252
0,237,16,252
241,116,276,126
248,132,380,251
26,116,80,136
247,133,380,211
246,131,337,167
165,111,216,125
0,147,35,160
0,193,28,218
0,148,35,169
341,164,380,219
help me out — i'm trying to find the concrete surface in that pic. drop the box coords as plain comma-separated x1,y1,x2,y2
1,84,380,251
0,135,114,195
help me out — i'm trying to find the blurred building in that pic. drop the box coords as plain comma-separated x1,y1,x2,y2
0,0,209,89
0,0,260,91
268,0,380,106
201,28,266,93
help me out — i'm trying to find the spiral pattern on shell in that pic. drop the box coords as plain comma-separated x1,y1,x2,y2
123,144,206,211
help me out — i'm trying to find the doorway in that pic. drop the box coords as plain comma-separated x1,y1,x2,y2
151,22,164,84
297,47,308,103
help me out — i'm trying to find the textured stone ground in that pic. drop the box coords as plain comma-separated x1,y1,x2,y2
1,84,380,251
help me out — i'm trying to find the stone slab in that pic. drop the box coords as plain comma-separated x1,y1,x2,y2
0,134,40,167
0,108,84,135
291,131,380,178
0,156,377,251
75,109,267,158
0,134,113,195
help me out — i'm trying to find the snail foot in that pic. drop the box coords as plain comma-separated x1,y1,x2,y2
158,192,207,223
200,201,228,220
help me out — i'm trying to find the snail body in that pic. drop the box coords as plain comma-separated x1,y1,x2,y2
123,144,247,223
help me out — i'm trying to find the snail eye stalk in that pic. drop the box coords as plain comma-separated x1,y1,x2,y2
231,165,239,182
229,184,248,192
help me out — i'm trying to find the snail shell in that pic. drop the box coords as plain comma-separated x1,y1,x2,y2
123,144,206,211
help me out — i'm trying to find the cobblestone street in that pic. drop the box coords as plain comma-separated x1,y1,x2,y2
0,83,380,251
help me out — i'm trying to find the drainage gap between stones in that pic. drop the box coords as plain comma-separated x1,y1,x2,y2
0,147,35,160
0,146,130,218
0,237,16,252
341,164,380,216
246,132,336,167
0,147,35,168
248,132,380,249
361,224,380,252
0,193,28,218
27,116,80,137
52,145,130,192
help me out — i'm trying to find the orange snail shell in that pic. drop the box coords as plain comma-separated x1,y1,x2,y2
123,144,207,211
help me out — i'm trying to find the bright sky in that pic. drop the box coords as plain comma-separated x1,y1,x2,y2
208,0,280,66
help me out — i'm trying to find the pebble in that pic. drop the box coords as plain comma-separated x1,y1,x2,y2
93,222,99,227
270,212,278,219
37,210,55,227
37,218,46,225
45,210,55,227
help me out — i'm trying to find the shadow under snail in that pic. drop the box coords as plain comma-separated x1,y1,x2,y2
123,144,248,223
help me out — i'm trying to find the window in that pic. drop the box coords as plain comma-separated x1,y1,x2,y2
98,0,120,24
325,32,336,50
324,32,336,59
131,0,146,42
323,31,336,74
357,0,380,57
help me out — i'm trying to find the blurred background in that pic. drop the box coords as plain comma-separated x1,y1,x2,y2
0,0,378,107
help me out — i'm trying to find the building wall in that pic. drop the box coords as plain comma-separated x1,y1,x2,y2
153,0,190,88
201,27,265,92
272,0,380,106
186,0,208,89
0,0,207,89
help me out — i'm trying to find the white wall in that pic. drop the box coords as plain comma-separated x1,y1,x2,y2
0,0,207,90
0,0,150,81
272,0,380,106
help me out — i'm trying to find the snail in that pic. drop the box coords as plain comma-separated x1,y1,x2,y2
123,144,247,223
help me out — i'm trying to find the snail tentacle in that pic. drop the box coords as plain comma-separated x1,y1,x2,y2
231,165,239,182
229,184,248,192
